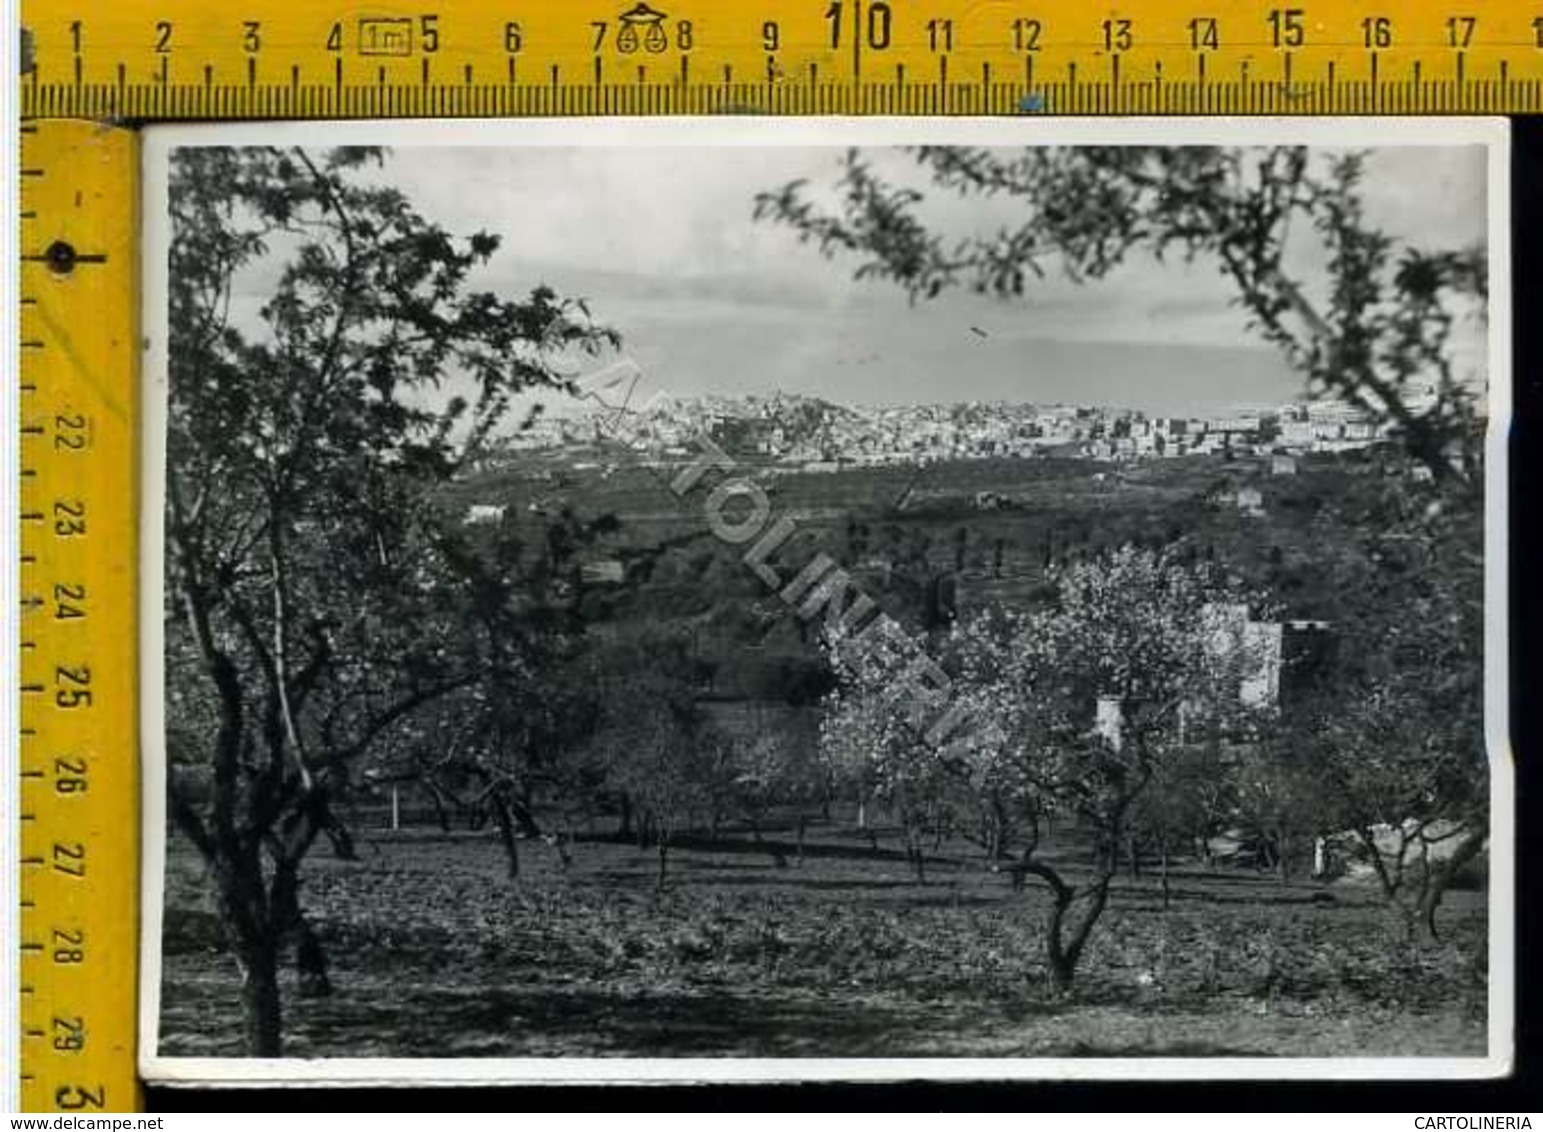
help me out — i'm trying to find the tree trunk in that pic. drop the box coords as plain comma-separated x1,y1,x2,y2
1127,833,1140,880
1045,879,1111,996
905,822,927,882
1415,827,1487,942
237,937,283,1057
1017,851,1111,998
1042,884,1078,996
427,783,452,833
656,829,670,891
618,793,633,839
295,916,332,999
1160,843,1171,910
796,814,807,868
553,829,574,871
507,792,544,839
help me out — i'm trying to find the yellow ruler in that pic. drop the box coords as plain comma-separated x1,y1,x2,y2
12,0,1540,1113
16,119,140,1113
16,0,1543,116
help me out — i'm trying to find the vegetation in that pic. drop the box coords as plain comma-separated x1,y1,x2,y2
165,146,616,1053
159,827,1488,1059
163,146,1490,1058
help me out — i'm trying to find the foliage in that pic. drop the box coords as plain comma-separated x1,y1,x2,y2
582,623,726,882
1290,476,1487,936
821,545,1270,989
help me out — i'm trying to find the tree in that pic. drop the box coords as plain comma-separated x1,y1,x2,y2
1232,734,1332,884
584,624,719,888
932,547,1267,993
165,146,616,1054
755,146,1486,484
395,504,615,880
819,655,957,881
1126,738,1235,905
1296,477,1486,939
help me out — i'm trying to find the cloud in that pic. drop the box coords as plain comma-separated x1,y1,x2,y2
220,142,1488,412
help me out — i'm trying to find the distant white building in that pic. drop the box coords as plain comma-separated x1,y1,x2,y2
580,559,626,585
464,504,507,525
1094,695,1124,751
1280,420,1316,447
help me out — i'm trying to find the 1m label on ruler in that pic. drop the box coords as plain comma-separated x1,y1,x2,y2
17,0,1543,115
18,120,141,1114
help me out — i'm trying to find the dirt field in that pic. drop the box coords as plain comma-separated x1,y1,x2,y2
157,823,1488,1059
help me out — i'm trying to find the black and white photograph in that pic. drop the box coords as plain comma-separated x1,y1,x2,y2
140,118,1510,1082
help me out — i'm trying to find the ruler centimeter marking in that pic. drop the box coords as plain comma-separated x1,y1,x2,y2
17,120,141,1114
16,0,1543,117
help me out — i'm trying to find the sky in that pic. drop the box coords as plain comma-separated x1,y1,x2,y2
229,143,1489,417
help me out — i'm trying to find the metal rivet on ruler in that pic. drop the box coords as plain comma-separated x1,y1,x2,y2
45,240,78,275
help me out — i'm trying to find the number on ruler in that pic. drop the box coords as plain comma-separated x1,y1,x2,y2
1102,18,1132,51
825,2,892,50
52,841,85,878
869,3,892,49
54,754,89,795
928,18,953,52
53,498,86,537
1362,16,1392,47
55,1085,104,1111
1012,18,1043,51
52,1015,86,1053
53,412,89,452
54,582,87,621
1189,16,1219,49
52,926,86,965
1446,15,1475,47
1268,8,1305,47
54,664,92,709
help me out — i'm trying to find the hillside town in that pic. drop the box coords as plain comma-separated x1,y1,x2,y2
497,387,1450,468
